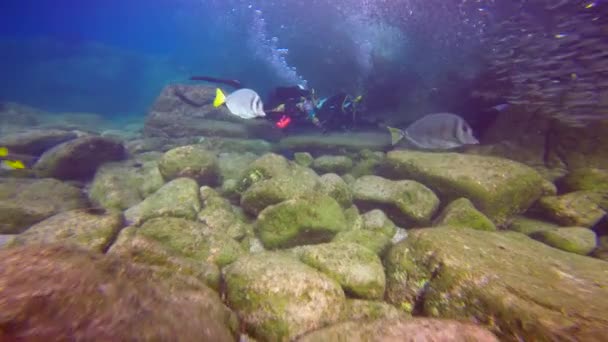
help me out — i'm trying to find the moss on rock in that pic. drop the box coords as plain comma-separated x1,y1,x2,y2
7,209,122,252
352,175,439,227
433,198,496,231
158,145,219,185
385,227,608,340
530,227,597,255
256,194,347,249
318,173,353,208
379,151,546,224
223,252,345,341
312,155,354,174
295,242,386,300
332,229,392,256
536,191,606,227
124,177,201,225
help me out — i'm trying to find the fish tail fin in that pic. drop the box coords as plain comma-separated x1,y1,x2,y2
213,88,226,108
387,127,405,145
2,160,25,169
0,147,8,157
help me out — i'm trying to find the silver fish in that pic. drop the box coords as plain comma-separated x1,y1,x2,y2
388,113,479,149
213,88,266,119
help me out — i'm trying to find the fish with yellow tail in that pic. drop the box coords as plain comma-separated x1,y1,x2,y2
0,147,26,170
387,112,479,150
213,88,266,119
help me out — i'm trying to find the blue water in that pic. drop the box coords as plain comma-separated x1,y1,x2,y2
0,0,489,118
1,0,604,127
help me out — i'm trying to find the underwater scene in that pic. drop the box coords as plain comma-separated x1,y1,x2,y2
1,0,608,340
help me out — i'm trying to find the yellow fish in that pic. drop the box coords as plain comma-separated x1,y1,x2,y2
0,147,26,170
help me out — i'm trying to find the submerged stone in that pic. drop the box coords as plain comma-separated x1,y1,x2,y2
34,135,126,180
7,209,123,252
158,145,219,185
536,191,606,227
312,155,354,174
507,216,559,235
256,194,347,249
558,167,608,193
124,177,201,225
379,151,546,224
432,197,496,231
360,209,397,238
340,299,405,322
297,318,498,342
332,229,392,256
530,227,597,255
295,242,386,300
0,178,86,234
0,129,77,155
385,227,608,340
318,173,353,208
223,253,345,341
352,175,439,227
0,244,236,341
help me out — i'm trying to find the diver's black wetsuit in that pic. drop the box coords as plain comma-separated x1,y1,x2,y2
315,92,359,131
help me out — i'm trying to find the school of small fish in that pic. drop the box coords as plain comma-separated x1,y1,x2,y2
481,1,608,126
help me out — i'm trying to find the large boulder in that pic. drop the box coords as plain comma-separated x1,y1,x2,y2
379,151,546,224
112,217,244,267
124,177,201,225
318,173,353,208
278,131,390,155
88,159,164,210
385,227,608,340
294,242,386,300
0,129,77,155
240,166,321,216
0,244,236,341
108,226,221,291
432,197,496,231
34,135,126,180
536,191,606,227
352,175,439,227
297,318,498,342
223,253,345,341
530,227,597,255
143,84,278,140
7,209,123,252
256,194,347,249
312,155,354,174
0,178,87,234
157,145,220,185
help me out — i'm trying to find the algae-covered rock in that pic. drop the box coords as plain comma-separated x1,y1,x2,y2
318,173,353,208
108,226,221,290
297,318,498,342
223,253,345,341
293,152,313,167
351,151,384,178
312,155,354,174
256,194,347,249
158,145,219,185
0,178,86,234
343,205,364,230
0,129,77,155
217,152,258,181
536,191,606,227
124,177,201,225
89,160,164,210
530,227,597,255
34,135,126,180
238,153,291,189
361,209,397,238
507,216,559,235
240,166,320,216
385,227,608,340
379,151,546,224
332,229,392,256
7,209,122,252
593,235,608,261
558,168,608,193
123,217,244,267
198,187,250,241
0,244,236,341
352,175,439,227
294,242,385,300
340,299,405,322
433,198,496,231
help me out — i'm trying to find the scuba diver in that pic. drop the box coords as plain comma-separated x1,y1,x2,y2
187,76,364,133
265,85,364,133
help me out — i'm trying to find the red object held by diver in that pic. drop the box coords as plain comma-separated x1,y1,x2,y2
276,115,291,129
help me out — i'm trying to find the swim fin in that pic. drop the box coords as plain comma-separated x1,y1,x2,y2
213,88,226,108
387,126,405,146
